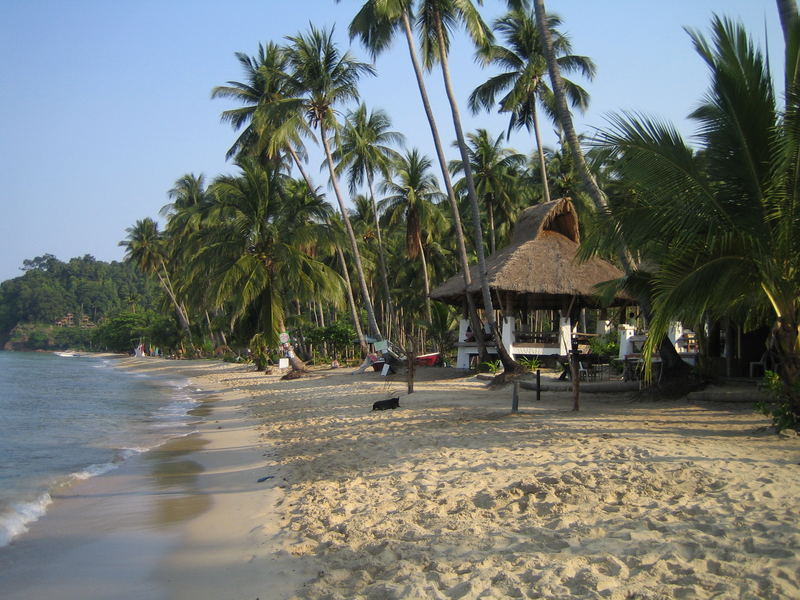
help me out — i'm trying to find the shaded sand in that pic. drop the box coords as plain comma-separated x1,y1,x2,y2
205,364,798,600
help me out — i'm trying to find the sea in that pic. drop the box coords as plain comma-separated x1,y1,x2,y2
0,350,203,547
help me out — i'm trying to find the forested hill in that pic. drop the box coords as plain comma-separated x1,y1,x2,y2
0,254,157,346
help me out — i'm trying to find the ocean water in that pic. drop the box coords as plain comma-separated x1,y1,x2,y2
0,351,201,546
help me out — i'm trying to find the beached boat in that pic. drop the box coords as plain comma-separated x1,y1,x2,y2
54,351,82,357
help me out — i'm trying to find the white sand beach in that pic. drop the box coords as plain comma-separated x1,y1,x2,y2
109,358,800,600
6,357,795,599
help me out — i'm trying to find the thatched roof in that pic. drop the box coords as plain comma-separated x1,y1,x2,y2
430,198,628,310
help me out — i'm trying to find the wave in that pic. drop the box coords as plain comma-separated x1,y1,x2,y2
0,492,53,547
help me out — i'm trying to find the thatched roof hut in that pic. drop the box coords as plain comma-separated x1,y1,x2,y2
430,198,628,311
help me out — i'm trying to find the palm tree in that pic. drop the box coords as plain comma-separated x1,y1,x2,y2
346,0,488,360
594,15,800,424
380,149,446,322
211,42,316,188
192,159,342,371
449,129,526,254
332,103,404,332
415,0,522,373
469,6,595,204
119,218,192,341
281,25,384,342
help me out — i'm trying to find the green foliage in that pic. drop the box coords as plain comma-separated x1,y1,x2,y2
0,254,157,345
756,370,799,432
423,302,458,356
304,321,358,358
92,311,177,353
517,356,542,372
588,332,619,358
249,333,271,370
481,359,503,374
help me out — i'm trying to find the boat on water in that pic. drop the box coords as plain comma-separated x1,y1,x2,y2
54,351,83,358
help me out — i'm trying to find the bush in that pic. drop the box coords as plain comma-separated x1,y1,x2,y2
517,356,542,372
589,332,619,358
755,370,799,432
480,359,503,374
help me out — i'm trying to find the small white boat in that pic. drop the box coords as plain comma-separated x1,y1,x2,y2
55,351,82,358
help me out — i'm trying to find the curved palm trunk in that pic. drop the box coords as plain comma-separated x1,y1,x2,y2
530,100,552,203
336,244,369,355
433,10,520,373
155,260,192,341
534,0,637,275
418,236,433,323
399,9,487,358
778,0,799,46
276,317,308,372
320,125,383,340
287,145,315,192
366,171,394,338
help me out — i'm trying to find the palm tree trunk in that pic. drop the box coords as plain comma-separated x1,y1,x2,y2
535,0,640,286
155,261,192,340
418,236,433,323
399,8,487,359
277,318,308,372
774,316,800,420
487,200,496,254
336,244,369,355
320,125,383,341
530,100,552,203
777,0,798,46
367,171,394,337
288,145,316,192
433,10,520,373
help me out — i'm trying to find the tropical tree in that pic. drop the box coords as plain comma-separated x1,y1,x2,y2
380,149,446,322
281,25,384,342
190,159,342,371
592,14,800,425
415,0,522,373
211,42,315,187
346,0,488,360
469,6,595,204
332,103,404,331
119,218,192,341
449,129,527,254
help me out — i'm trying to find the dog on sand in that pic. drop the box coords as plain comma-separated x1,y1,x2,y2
372,397,400,411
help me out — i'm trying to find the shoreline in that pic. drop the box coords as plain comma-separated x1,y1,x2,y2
1,357,799,598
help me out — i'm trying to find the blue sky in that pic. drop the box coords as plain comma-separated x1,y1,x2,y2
0,0,784,282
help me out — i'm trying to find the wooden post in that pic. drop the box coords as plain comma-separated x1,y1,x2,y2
536,369,541,402
407,340,416,394
511,381,519,413
570,351,581,411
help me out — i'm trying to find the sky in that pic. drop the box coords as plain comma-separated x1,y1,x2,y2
0,0,785,283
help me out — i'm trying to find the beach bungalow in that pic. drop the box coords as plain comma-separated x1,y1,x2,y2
430,198,631,369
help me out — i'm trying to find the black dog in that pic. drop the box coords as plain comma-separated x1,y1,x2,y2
372,397,400,411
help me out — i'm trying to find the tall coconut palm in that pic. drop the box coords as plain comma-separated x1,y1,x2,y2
415,0,521,372
211,42,316,188
469,7,595,204
531,1,617,243
449,129,527,254
332,103,404,332
192,159,342,370
281,25,384,342
594,15,800,424
380,149,446,322
119,218,192,340
346,0,489,360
